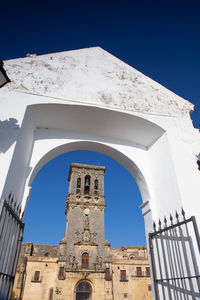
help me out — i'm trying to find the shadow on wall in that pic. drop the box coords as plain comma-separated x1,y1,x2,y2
0,118,19,153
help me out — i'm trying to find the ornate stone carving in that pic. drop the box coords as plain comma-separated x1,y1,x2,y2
69,253,75,266
84,216,89,229
55,287,62,295
97,255,102,267
81,271,90,278
82,229,91,243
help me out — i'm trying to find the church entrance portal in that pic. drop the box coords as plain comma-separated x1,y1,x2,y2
76,281,92,300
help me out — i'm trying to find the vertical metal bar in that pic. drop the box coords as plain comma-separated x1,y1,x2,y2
0,274,3,300
0,210,12,268
0,199,6,233
158,230,173,300
191,216,200,294
0,212,15,300
184,219,200,293
155,233,167,300
0,275,5,300
11,230,22,280
0,202,6,294
0,207,8,250
4,275,10,300
178,226,196,299
1,274,7,300
169,228,183,300
0,208,10,294
163,229,177,299
0,200,24,300
5,219,19,276
8,223,20,275
1,214,15,274
149,233,160,300
192,216,200,253
7,225,24,300
172,227,188,300
166,227,180,300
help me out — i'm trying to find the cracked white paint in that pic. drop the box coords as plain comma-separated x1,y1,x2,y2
3,47,193,117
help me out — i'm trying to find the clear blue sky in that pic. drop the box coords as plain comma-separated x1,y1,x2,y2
1,1,200,247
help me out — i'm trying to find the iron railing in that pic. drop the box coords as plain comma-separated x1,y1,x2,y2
0,198,24,300
149,209,200,300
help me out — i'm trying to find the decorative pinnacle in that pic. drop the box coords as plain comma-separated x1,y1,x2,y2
164,216,167,227
170,214,173,225
158,219,162,229
175,211,179,222
153,221,156,231
181,207,185,219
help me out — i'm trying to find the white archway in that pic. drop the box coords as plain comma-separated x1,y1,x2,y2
1,47,200,299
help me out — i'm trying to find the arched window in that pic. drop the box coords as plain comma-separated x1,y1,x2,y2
82,253,89,268
94,179,98,189
76,281,92,300
77,178,81,189
84,176,90,194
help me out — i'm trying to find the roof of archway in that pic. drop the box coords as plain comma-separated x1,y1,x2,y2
3,47,193,116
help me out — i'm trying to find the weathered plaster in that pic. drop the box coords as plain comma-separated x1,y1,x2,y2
3,47,193,117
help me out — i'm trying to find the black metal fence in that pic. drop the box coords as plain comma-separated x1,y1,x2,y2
149,209,200,300
0,198,24,300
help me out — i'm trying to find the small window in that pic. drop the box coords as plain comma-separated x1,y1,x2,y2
84,176,90,194
77,178,81,188
49,288,53,300
94,179,98,189
146,267,150,277
148,285,152,291
124,293,128,298
82,253,89,268
136,267,142,277
34,271,40,281
58,266,65,280
120,270,127,281
105,267,111,280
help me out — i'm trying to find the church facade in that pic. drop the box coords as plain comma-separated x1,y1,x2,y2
13,163,152,300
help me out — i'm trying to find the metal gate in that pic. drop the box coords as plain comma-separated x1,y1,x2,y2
149,209,200,300
0,198,24,300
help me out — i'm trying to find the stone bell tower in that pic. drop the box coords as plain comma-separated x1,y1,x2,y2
60,163,106,269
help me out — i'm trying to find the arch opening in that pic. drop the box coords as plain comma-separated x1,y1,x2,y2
28,141,151,207
75,281,92,300
24,149,147,247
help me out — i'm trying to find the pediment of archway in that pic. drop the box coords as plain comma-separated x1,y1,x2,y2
3,47,193,117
